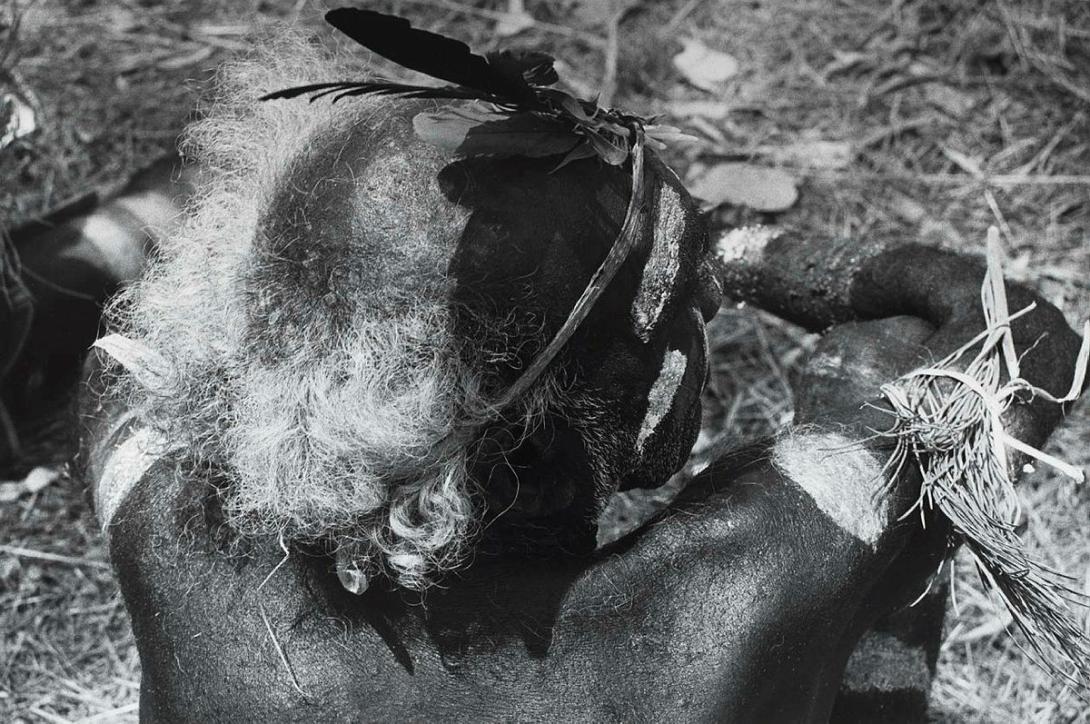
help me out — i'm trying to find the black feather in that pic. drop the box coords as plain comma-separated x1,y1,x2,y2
260,81,490,103
325,8,538,101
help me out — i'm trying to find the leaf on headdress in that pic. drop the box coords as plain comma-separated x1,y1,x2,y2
543,89,594,122
413,108,580,159
551,141,598,172
644,124,701,149
584,129,630,166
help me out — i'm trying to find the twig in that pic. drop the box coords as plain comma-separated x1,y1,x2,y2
802,170,1090,186
599,7,623,108
984,191,1014,245
659,0,705,38
858,116,938,148
949,611,1015,645
0,544,111,570
81,703,140,723
258,601,310,698
28,707,72,724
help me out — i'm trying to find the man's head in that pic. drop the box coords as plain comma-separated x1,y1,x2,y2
109,37,719,589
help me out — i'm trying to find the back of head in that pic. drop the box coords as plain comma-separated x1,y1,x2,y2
107,33,709,590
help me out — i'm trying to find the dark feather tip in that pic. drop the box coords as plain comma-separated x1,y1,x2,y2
323,7,530,101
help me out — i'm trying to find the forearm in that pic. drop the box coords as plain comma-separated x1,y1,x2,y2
714,231,1084,449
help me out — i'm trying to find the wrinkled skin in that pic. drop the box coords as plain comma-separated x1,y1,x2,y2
75,108,1084,722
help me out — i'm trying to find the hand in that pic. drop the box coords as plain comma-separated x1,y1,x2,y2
844,244,1085,456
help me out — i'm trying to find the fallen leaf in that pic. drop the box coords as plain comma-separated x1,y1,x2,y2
889,192,928,224
0,92,37,149
690,163,798,212
23,466,60,494
0,466,59,502
570,0,630,26
665,100,732,120
760,140,852,169
673,39,739,92
157,45,215,71
925,83,974,117
496,0,535,37
941,146,984,177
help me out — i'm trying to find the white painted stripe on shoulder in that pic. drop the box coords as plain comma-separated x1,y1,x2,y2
95,426,167,531
772,432,889,546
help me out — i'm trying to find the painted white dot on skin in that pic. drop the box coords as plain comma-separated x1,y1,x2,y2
772,432,889,547
636,348,688,453
714,225,782,265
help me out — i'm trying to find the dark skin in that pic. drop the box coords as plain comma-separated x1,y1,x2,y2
75,105,1083,723
76,240,1084,723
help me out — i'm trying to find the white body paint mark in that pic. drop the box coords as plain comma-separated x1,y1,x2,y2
636,348,688,453
79,212,146,282
95,425,167,530
714,225,782,265
772,432,889,546
631,184,685,342
841,631,930,693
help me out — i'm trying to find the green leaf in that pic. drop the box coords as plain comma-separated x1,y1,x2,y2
413,108,580,159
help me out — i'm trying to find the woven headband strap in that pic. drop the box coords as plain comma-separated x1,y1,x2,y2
491,128,647,413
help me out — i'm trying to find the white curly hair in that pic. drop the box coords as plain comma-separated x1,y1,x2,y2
105,32,560,591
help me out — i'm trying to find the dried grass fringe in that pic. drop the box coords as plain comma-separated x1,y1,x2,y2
876,227,1090,689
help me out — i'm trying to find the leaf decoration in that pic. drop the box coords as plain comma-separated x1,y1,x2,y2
584,129,630,166
414,108,580,159
551,141,598,172
644,124,700,149
672,38,739,92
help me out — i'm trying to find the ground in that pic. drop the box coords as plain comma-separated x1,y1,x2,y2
1,0,1088,721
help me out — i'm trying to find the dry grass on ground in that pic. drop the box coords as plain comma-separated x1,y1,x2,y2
2,0,1088,721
